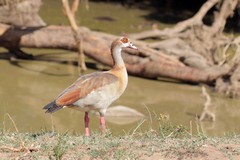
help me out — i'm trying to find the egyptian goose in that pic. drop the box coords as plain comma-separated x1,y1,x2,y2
43,37,137,136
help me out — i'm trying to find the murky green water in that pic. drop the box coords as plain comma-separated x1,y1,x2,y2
1,1,240,136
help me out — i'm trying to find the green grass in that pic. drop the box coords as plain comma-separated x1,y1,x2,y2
53,134,67,160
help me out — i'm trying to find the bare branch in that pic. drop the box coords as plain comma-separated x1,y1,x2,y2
62,0,87,72
71,0,79,14
130,0,220,40
0,113,38,153
210,0,238,36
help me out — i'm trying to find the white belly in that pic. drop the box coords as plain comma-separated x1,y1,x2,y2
72,82,121,114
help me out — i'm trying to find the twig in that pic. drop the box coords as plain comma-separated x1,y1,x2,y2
62,0,87,73
130,119,146,137
189,120,193,137
5,113,26,150
143,103,152,124
199,86,215,121
0,113,38,154
70,0,79,14
218,42,231,66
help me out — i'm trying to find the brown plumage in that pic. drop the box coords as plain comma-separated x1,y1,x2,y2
43,37,137,136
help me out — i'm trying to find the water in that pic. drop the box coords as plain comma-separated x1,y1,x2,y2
1,1,240,136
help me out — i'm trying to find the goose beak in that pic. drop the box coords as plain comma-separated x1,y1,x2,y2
128,43,138,50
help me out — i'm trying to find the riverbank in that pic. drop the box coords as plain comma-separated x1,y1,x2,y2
1,126,240,160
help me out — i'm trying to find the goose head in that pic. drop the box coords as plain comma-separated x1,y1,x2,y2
119,37,138,50
111,37,138,52
111,37,137,67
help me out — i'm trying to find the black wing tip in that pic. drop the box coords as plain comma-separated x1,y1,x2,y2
43,101,54,110
43,101,62,113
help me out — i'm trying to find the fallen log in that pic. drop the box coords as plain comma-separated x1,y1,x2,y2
0,23,228,83
129,0,240,97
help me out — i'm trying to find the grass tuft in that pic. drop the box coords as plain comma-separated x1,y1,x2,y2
53,134,67,160
1,114,240,159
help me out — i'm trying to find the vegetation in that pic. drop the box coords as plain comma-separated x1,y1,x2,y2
1,116,240,159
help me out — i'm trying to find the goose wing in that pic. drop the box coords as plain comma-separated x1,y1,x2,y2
55,72,118,106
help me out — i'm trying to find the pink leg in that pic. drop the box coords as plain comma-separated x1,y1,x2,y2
100,114,106,132
84,112,90,136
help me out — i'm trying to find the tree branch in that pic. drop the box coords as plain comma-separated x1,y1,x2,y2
62,0,87,72
130,0,220,40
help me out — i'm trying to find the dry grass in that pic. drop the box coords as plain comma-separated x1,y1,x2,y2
1,130,240,159
1,117,240,160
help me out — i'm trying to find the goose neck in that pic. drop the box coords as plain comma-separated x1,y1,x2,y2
112,47,125,68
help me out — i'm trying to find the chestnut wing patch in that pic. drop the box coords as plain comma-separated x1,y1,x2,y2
55,72,118,106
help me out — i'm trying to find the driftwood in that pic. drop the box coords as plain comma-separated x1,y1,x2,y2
0,23,228,83
130,0,240,97
0,0,240,97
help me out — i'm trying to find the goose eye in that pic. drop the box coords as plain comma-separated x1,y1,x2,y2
121,37,129,43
